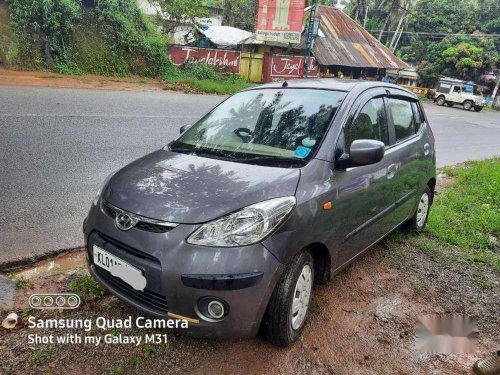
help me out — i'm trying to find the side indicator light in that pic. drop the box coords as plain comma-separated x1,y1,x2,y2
323,202,332,210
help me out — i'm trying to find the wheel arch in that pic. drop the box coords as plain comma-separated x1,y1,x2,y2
427,177,436,204
305,242,331,284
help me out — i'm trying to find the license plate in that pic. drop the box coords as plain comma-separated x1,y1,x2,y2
93,245,147,291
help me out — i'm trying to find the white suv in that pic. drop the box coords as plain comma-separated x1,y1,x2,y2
434,79,484,112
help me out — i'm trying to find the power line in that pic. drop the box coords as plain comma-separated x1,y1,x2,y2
367,30,500,38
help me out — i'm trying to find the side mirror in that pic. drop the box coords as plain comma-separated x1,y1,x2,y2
336,139,385,169
180,124,191,134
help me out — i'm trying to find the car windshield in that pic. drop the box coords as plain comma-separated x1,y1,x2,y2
170,89,345,166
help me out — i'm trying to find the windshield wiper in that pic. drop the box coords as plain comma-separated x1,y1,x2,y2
170,146,238,160
228,155,307,166
170,146,307,166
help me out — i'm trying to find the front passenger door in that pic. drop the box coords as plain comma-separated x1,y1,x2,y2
332,95,394,267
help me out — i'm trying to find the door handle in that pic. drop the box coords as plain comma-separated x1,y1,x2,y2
387,164,396,180
424,143,430,156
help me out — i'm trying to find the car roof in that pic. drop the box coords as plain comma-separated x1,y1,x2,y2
244,78,416,97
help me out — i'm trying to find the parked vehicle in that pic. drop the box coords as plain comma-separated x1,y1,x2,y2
434,78,485,111
84,80,436,347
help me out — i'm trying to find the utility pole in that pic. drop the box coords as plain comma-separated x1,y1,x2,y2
491,70,500,109
302,0,318,78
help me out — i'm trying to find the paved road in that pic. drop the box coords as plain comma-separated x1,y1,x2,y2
1,86,499,264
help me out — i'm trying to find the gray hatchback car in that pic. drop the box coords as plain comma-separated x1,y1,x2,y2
84,79,436,346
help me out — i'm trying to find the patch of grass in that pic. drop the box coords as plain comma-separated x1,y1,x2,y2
6,273,30,289
67,275,105,301
482,105,499,113
53,60,85,75
111,364,125,375
143,344,160,356
32,348,53,364
162,62,252,95
426,158,500,272
129,356,141,370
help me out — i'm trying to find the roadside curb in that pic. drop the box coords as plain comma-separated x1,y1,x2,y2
0,246,84,273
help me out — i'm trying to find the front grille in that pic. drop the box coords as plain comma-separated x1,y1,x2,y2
97,232,160,264
136,221,171,233
101,200,176,234
94,266,168,313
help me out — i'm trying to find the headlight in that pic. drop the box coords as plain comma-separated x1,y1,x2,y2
92,172,115,206
187,196,296,247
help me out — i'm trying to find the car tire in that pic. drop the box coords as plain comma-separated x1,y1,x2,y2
474,106,483,112
408,186,432,233
463,100,473,111
263,249,314,347
436,96,445,106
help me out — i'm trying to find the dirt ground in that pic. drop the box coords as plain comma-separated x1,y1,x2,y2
1,232,498,375
0,68,171,92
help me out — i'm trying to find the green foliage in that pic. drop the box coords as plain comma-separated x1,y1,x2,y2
32,348,53,364
6,0,81,66
71,19,130,76
411,35,499,85
214,0,258,30
427,159,500,273
5,0,170,77
157,0,209,33
6,272,30,289
93,0,170,77
68,275,105,301
162,62,252,94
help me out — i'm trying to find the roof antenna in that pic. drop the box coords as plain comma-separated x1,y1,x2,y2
282,81,288,88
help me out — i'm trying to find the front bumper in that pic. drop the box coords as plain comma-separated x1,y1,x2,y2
83,202,285,338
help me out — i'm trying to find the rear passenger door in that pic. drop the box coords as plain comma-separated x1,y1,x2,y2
384,93,427,227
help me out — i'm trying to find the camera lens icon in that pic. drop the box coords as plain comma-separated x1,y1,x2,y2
30,295,42,307
29,294,81,309
67,295,79,307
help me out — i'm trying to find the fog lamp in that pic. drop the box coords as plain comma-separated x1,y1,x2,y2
207,300,225,319
197,297,228,321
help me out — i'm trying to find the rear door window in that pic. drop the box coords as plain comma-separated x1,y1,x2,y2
411,102,424,133
387,98,416,142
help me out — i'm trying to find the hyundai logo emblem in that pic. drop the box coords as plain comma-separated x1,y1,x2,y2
116,212,136,230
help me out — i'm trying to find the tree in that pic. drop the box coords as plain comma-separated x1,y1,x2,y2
415,36,499,85
443,42,484,78
216,0,258,31
154,0,209,34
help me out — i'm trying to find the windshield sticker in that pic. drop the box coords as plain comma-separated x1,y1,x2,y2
302,137,316,148
294,146,311,159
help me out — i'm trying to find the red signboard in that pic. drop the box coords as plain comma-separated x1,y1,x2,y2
168,46,241,74
263,54,319,82
256,0,306,44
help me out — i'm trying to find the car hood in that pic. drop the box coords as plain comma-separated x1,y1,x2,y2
103,149,300,224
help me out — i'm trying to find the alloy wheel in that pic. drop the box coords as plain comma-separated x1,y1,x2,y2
416,193,429,228
291,264,313,330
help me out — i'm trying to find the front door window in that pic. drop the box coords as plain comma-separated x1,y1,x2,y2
344,97,389,152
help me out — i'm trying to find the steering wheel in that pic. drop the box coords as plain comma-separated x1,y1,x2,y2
233,128,252,143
